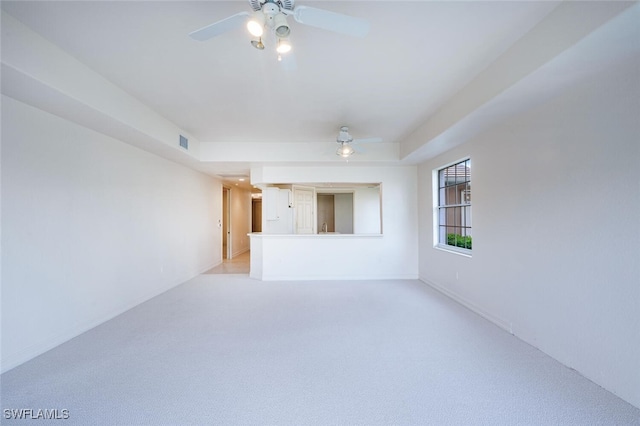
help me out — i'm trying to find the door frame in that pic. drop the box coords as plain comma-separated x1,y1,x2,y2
223,186,232,260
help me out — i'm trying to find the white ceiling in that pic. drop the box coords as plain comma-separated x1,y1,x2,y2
1,0,557,144
1,1,638,185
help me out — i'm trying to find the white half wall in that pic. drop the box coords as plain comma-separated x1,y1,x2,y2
250,166,418,280
250,234,413,280
417,57,640,408
1,96,222,372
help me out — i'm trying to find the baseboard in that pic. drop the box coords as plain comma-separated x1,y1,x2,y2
259,274,420,281
231,247,249,259
419,276,513,334
200,259,221,273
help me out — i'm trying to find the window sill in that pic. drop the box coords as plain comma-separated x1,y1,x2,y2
434,244,472,258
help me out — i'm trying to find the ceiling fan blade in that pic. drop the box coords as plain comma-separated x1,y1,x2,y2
189,12,249,41
293,6,370,38
353,137,383,144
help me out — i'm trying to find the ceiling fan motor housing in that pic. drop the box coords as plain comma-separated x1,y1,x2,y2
189,0,370,49
337,126,353,143
249,0,295,13
249,1,292,36
261,3,279,30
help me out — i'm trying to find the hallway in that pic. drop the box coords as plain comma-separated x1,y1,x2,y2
203,251,250,275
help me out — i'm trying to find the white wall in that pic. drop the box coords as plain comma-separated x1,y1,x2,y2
334,193,353,234
417,59,640,408
1,12,202,163
1,96,222,372
354,186,381,234
250,166,418,280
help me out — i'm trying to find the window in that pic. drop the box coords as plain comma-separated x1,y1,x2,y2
436,158,472,253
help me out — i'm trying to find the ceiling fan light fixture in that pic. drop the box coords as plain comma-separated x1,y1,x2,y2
276,37,292,54
336,142,355,158
274,13,291,38
247,11,265,37
251,38,265,50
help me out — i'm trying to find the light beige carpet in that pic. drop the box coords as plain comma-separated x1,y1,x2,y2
2,276,639,425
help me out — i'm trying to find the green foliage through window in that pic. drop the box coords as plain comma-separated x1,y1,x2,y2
447,233,472,250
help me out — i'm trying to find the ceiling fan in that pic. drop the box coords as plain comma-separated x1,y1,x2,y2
189,0,370,59
335,126,382,158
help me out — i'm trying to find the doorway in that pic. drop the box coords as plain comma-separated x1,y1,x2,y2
252,197,262,232
222,187,231,260
317,194,335,232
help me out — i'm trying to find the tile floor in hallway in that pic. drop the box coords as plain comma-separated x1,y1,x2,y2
203,251,250,274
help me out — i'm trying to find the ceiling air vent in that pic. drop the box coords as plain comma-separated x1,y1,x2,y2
179,135,188,150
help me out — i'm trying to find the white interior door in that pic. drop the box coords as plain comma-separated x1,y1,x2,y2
294,187,315,234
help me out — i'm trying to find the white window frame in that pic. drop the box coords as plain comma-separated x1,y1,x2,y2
432,157,472,257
